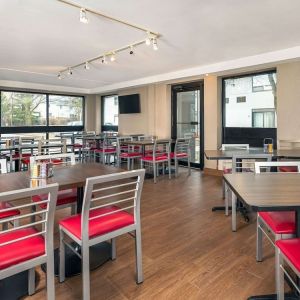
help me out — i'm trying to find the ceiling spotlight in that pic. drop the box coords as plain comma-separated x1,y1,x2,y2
205,73,209,77
67,68,73,75
57,72,62,80
79,8,89,24
84,62,90,70
129,45,134,55
152,38,158,51
145,31,151,46
101,56,107,64
110,52,116,62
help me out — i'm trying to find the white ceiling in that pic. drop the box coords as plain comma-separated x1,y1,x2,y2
1,0,300,93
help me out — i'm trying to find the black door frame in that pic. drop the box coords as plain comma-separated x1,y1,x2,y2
171,81,204,169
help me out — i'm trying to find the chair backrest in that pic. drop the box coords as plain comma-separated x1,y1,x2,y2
0,159,7,174
116,136,133,155
150,140,171,160
29,153,76,166
232,154,272,173
255,161,300,173
278,139,300,150
221,144,250,150
38,138,67,155
81,169,145,240
0,183,58,265
138,135,156,141
174,138,191,156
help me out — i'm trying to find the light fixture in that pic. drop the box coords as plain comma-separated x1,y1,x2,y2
145,32,151,46
101,56,107,64
205,73,209,77
152,38,158,51
84,62,90,70
67,68,73,75
110,52,116,62
57,72,62,79
79,8,89,24
129,45,134,55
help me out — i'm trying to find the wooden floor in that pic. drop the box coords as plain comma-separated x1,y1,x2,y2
25,168,276,300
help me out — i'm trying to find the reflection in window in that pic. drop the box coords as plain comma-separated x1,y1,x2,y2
49,95,83,126
1,91,46,126
103,95,118,126
224,72,277,128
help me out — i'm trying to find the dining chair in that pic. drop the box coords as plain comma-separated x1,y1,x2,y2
140,140,171,183
255,161,300,262
30,153,77,216
93,137,117,165
0,159,20,230
0,183,59,299
277,139,300,172
170,138,191,177
38,138,67,155
116,136,142,170
16,137,39,171
275,238,300,299
230,154,272,231
59,169,145,300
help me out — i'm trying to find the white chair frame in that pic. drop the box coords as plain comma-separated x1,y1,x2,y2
59,169,145,300
0,183,58,299
255,161,300,262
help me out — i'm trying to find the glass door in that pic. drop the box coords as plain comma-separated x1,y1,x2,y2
171,82,204,169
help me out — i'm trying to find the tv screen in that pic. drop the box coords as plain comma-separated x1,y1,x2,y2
118,94,141,114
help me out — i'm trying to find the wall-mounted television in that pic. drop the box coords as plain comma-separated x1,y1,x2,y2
118,94,141,114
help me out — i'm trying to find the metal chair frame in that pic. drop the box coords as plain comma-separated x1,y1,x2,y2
255,161,300,262
0,183,58,299
59,169,145,300
173,138,191,177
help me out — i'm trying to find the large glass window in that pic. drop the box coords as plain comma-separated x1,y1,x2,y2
102,95,118,126
224,72,277,128
49,95,83,126
1,91,46,127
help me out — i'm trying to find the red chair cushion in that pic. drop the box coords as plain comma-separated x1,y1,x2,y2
94,148,116,153
120,152,142,158
259,211,295,234
59,205,134,240
170,152,188,158
32,188,77,209
223,168,232,174
276,239,300,272
279,166,298,172
0,202,20,219
22,158,63,165
141,155,168,162
0,228,45,270
74,143,83,148
11,153,31,159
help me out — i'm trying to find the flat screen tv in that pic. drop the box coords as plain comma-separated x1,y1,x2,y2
118,94,141,114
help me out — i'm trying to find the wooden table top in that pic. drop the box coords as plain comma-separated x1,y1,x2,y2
223,173,300,211
205,148,300,160
0,163,124,193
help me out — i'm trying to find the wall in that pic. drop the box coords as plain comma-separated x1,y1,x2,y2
84,94,97,132
277,61,300,142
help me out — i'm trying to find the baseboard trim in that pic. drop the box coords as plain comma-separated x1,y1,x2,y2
203,168,223,176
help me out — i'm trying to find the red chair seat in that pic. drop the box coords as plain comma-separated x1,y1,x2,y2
279,166,298,172
141,155,168,162
170,152,188,158
276,239,300,272
32,188,77,209
259,211,295,234
0,202,20,219
11,153,31,159
59,205,134,240
94,148,116,153
120,152,142,158
22,158,63,165
0,228,45,270
74,143,83,148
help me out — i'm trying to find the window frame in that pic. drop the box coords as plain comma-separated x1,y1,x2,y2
222,69,277,147
101,94,118,132
0,89,85,135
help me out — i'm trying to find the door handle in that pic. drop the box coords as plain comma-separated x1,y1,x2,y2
190,121,198,125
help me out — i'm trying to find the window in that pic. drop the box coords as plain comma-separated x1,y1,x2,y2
224,71,277,128
0,90,84,136
101,95,118,131
252,109,276,128
49,95,83,126
1,91,46,127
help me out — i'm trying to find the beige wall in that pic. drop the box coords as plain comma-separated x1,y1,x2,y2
277,61,300,142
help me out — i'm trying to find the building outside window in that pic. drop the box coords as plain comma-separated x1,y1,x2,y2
101,95,118,132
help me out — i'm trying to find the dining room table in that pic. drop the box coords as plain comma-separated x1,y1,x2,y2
0,162,125,299
224,172,300,300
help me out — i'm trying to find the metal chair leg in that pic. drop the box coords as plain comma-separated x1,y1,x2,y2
231,193,237,232
135,227,143,284
168,159,171,179
82,244,90,300
59,229,65,283
153,163,157,184
256,216,263,262
46,248,55,300
225,183,229,216
111,238,116,260
127,158,130,170
28,268,35,296
188,156,191,175
275,248,284,300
